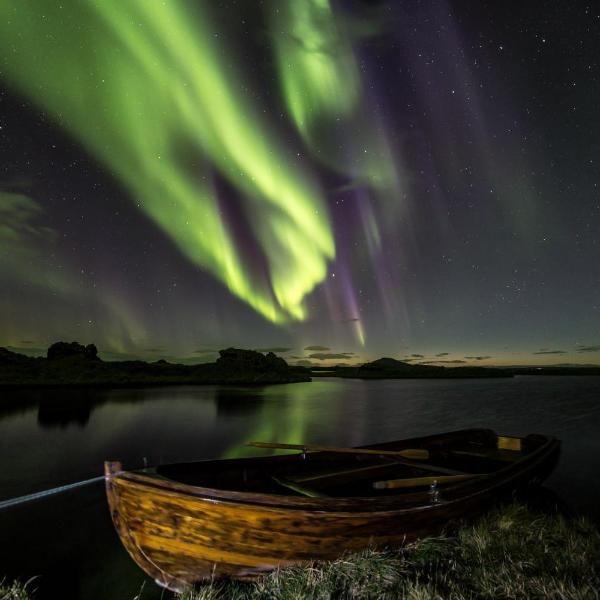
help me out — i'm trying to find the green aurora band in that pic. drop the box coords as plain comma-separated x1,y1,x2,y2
271,0,360,135
270,0,400,194
0,1,335,323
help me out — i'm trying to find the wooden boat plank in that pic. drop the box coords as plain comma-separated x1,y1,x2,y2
118,470,433,510
115,482,436,556
105,428,561,591
114,476,447,548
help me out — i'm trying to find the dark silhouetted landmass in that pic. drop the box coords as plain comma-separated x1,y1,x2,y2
509,366,600,376
311,357,511,378
311,357,600,379
47,341,99,361
0,343,310,387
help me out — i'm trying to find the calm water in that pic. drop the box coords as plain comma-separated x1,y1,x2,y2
1,376,599,599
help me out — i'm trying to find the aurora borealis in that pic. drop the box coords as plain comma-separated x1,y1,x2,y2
1,1,599,366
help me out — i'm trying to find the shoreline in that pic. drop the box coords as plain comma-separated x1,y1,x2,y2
3,343,600,389
0,378,310,390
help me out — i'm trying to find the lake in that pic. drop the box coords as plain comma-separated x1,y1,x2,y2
1,376,599,599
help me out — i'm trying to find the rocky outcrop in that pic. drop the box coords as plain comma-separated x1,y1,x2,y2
47,341,99,361
216,348,288,372
0,347,32,364
1,343,308,386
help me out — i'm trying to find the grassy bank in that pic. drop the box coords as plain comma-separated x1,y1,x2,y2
3,504,599,599
182,503,599,600
0,578,32,600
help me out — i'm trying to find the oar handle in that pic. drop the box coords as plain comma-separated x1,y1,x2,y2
246,441,429,460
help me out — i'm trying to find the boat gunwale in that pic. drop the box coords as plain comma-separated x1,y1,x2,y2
107,429,560,513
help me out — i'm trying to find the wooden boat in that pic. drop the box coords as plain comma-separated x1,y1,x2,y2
104,428,560,592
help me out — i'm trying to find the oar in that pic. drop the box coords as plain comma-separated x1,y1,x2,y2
246,441,429,460
373,473,484,490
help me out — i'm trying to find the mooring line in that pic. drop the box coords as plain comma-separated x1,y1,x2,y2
0,475,105,511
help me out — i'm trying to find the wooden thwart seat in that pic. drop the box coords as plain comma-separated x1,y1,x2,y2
373,473,484,490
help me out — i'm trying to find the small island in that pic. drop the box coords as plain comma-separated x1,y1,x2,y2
0,342,310,387
312,357,513,379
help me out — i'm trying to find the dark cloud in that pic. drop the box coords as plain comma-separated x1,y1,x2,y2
304,345,330,351
96,350,145,361
411,353,424,358
421,359,467,364
253,347,291,353
464,356,492,360
533,350,567,355
6,345,46,357
193,349,219,354
20,340,35,344
144,348,166,352
435,352,449,357
308,352,354,360
294,359,317,367
576,345,600,353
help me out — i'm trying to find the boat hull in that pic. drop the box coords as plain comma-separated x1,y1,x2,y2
105,430,560,592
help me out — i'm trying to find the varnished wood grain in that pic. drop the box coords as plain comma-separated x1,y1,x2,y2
105,428,560,592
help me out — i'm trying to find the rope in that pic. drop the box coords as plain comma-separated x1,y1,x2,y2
0,475,104,511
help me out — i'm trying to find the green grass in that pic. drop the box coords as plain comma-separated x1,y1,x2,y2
0,578,34,600
3,504,599,599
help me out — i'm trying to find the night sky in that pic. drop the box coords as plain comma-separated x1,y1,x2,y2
1,1,599,367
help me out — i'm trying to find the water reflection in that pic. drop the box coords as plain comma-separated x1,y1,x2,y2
221,380,350,458
214,387,265,416
37,399,92,428
0,376,599,600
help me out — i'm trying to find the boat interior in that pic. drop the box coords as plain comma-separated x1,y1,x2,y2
154,429,550,499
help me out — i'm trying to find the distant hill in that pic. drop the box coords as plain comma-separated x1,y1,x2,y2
509,366,600,376
364,357,413,370
310,356,600,379
0,343,310,387
312,357,511,379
